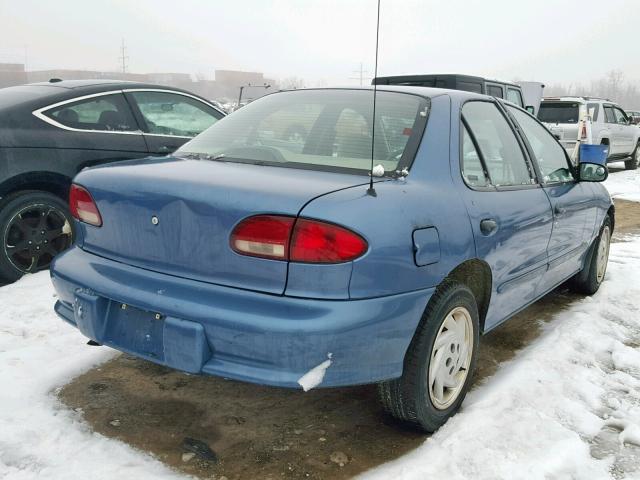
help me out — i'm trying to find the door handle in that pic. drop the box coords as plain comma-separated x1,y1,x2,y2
555,205,567,216
480,219,498,236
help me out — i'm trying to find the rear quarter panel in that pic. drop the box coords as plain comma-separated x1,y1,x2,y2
293,94,476,299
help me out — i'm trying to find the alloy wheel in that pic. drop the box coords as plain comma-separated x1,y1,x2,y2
3,203,73,274
596,225,611,284
428,306,474,410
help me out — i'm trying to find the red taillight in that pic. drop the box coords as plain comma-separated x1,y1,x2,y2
230,215,367,263
69,184,102,227
290,218,367,263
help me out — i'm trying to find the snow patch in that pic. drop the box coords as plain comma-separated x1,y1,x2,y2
297,353,332,392
371,164,385,177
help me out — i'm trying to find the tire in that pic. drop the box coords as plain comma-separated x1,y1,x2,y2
569,215,611,295
0,190,74,282
624,142,640,170
378,280,480,432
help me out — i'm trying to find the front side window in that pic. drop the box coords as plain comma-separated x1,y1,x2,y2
604,106,617,123
538,102,580,124
130,91,222,137
45,93,137,132
178,90,427,175
487,85,504,98
507,88,524,107
613,107,628,125
462,101,533,187
507,105,574,184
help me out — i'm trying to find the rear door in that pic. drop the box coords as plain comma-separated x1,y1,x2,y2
604,104,624,155
458,100,553,330
506,105,596,291
612,106,634,154
125,90,224,154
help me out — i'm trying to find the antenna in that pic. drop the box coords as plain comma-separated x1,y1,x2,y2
367,0,381,197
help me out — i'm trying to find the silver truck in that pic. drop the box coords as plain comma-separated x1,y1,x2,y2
539,96,640,170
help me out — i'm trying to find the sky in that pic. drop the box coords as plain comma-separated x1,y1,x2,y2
1,0,639,87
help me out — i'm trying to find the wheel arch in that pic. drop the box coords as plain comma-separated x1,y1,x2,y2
442,258,493,333
0,172,72,207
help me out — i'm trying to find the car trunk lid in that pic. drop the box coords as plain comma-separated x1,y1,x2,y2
75,156,370,294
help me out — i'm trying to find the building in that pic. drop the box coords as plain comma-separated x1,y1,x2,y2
0,63,27,89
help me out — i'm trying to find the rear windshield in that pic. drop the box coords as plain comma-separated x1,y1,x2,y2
538,102,580,124
178,89,428,175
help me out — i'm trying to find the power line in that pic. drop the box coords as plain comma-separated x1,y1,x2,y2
350,62,371,86
118,39,129,74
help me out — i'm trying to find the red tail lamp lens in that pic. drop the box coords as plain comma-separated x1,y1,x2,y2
69,184,102,227
230,215,367,263
290,219,367,263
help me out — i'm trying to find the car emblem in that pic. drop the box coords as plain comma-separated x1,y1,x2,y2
151,215,159,225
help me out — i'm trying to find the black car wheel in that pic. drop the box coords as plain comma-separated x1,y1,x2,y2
378,280,479,432
0,191,74,281
625,142,640,170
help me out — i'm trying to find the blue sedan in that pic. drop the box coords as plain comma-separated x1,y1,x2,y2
50,86,613,432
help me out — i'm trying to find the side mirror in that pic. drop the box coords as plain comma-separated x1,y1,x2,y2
578,144,609,182
579,163,608,182
525,105,535,115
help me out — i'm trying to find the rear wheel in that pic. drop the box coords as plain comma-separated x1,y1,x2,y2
0,191,74,282
378,281,479,432
625,141,640,170
569,215,611,295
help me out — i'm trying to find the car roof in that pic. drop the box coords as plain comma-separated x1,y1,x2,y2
374,73,521,88
278,85,492,102
0,80,219,113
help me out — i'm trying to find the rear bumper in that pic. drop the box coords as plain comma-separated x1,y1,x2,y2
51,247,432,388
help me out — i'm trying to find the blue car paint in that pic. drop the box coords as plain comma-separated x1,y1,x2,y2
50,86,613,388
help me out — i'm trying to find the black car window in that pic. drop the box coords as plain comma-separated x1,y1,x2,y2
604,106,617,123
507,105,574,184
538,102,580,123
129,91,222,137
46,93,137,132
506,88,524,107
457,81,483,94
486,85,504,98
462,101,533,187
461,124,489,187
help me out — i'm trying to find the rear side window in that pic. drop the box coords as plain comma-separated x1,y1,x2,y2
538,102,580,124
44,93,137,132
486,85,504,98
507,88,524,107
462,101,534,187
457,81,483,94
461,125,489,187
507,106,574,184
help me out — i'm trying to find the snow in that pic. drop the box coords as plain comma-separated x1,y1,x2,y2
372,164,385,177
361,238,640,480
297,353,332,392
0,273,186,480
603,162,640,201
1,170,640,478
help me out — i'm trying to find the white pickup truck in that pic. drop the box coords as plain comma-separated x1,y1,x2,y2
539,96,640,170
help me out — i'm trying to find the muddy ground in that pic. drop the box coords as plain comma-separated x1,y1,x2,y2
58,198,640,480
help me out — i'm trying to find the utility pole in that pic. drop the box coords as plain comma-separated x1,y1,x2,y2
350,62,370,86
118,39,129,74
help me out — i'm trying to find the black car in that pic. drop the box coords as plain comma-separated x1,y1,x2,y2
0,79,225,281
373,74,526,108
